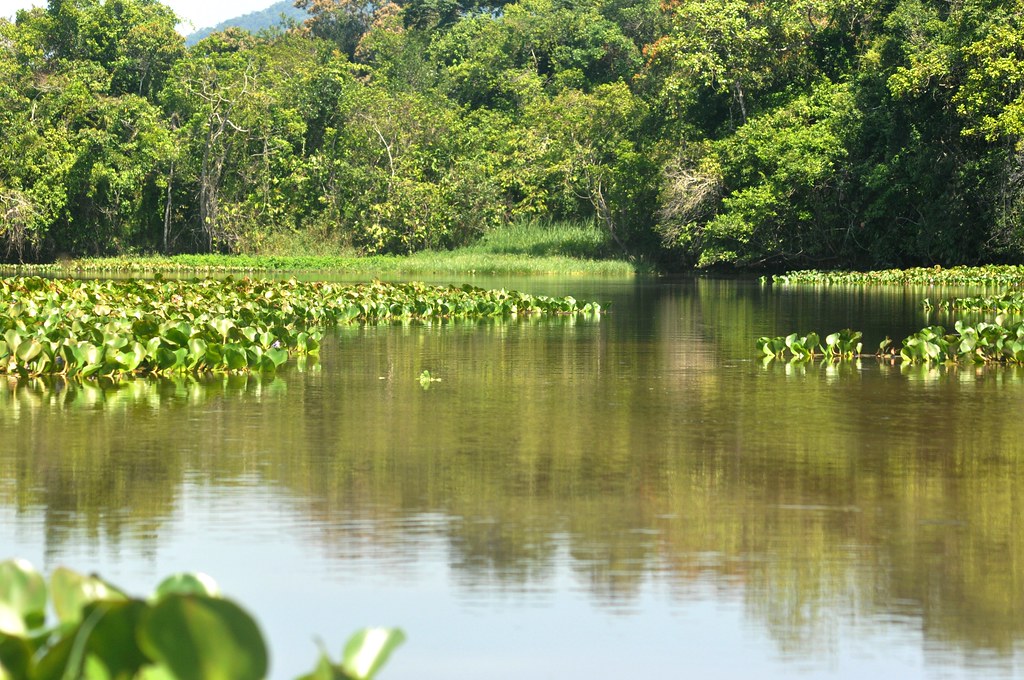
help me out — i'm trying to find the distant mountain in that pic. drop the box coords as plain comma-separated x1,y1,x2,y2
185,1,308,46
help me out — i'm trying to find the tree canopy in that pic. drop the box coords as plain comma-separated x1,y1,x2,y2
0,0,1021,269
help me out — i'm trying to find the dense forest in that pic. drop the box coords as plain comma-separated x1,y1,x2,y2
0,0,1021,269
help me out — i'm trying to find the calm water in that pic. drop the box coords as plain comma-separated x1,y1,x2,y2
2,276,1024,679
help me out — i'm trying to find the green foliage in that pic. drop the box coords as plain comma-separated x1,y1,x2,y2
758,319,1024,365
0,559,402,680
757,329,860,361
770,265,1024,286
0,0,1021,268
0,276,599,378
668,81,859,266
418,369,441,388
937,291,1024,313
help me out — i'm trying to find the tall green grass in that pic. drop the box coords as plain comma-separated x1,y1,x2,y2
1,219,646,277
462,218,615,259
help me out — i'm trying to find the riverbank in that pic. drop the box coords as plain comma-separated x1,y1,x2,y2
0,221,649,278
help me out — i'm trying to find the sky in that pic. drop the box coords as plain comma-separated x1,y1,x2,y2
0,0,281,34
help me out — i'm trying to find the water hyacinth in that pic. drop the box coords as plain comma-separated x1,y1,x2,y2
0,277,600,378
758,320,1024,365
766,266,1024,287
0,558,403,680
932,291,1024,313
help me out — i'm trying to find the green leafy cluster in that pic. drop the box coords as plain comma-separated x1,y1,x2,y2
2,0,1022,269
898,321,1024,364
0,558,403,680
0,277,599,378
756,329,863,361
759,320,1024,365
935,291,1024,313
768,266,1024,287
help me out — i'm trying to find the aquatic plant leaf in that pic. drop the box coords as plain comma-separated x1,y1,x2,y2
3,330,20,355
138,594,267,680
222,345,248,371
0,632,33,679
135,663,177,680
75,600,151,680
265,348,289,368
0,560,46,630
0,561,46,630
153,574,220,600
0,606,24,637
341,628,405,680
210,318,236,341
15,339,41,364
50,568,125,626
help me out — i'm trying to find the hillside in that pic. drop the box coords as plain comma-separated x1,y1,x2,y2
185,1,307,45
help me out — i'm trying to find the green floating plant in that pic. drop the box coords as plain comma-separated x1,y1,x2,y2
757,329,862,362
418,370,442,389
768,265,1024,287
0,558,403,680
0,277,599,379
759,320,1024,365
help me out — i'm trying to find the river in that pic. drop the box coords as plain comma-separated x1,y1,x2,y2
2,275,1022,679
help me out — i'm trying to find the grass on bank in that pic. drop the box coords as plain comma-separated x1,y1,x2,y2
1,220,646,277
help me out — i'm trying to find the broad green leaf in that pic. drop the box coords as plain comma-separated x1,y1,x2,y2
341,628,405,680
0,633,33,680
210,318,236,341
153,574,220,600
76,600,151,680
15,339,41,364
138,595,267,680
188,339,209,368
3,330,20,355
265,348,288,368
222,345,247,371
50,568,125,626
124,342,147,372
0,606,25,637
135,663,177,680
0,560,47,629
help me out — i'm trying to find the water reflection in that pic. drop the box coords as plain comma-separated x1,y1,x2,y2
2,281,1024,677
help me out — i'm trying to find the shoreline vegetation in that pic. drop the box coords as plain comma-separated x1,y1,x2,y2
0,221,646,277
0,0,1021,271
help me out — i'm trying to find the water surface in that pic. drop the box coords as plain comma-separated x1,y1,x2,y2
2,277,1023,679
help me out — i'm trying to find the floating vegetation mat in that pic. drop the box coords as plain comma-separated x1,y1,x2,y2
767,266,1024,287
929,291,1024,313
0,277,599,378
759,320,1024,365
